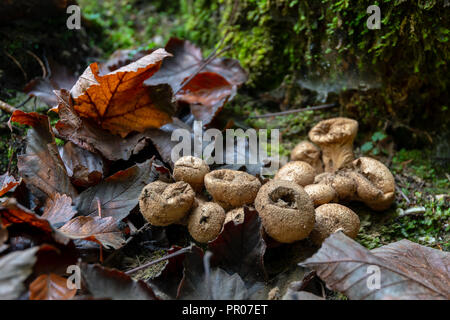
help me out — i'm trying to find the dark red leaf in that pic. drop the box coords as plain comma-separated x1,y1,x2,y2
29,273,76,300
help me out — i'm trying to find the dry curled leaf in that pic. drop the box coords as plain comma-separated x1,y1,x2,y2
0,247,39,299
41,193,77,226
59,216,125,249
29,273,76,300
75,158,157,222
81,263,158,300
300,232,450,300
0,172,20,197
70,49,175,137
10,110,77,200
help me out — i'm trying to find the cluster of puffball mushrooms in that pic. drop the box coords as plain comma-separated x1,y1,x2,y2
139,117,396,245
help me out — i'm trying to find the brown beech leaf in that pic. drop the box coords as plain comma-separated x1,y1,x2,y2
99,49,153,74
55,89,161,161
81,263,158,300
0,198,70,245
146,38,247,125
42,193,77,225
0,246,39,299
24,58,77,107
70,48,175,138
208,207,267,283
0,172,20,197
74,158,156,222
59,142,104,188
300,232,450,300
59,216,125,249
10,110,77,200
29,273,76,300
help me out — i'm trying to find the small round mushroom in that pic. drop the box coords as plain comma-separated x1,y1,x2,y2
309,203,360,245
204,169,261,209
188,201,225,243
224,207,245,225
314,172,356,200
350,157,395,211
308,117,358,172
254,180,315,243
304,184,338,207
173,156,210,192
274,161,316,187
139,181,195,226
290,141,323,173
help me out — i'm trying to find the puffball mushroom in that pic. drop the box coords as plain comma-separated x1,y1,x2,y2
290,141,323,173
224,207,245,225
254,180,315,243
173,156,210,192
308,117,358,173
274,161,316,187
139,180,195,226
304,184,338,207
350,157,395,211
188,201,225,243
314,171,357,201
204,169,261,209
309,203,360,245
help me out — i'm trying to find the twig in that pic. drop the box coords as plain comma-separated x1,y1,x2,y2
26,50,47,78
0,100,17,114
3,50,27,81
249,103,338,119
125,245,193,275
395,186,410,205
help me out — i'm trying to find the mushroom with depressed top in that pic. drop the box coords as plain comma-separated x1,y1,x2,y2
188,201,225,243
204,169,261,209
139,181,195,226
349,157,395,211
314,171,357,201
173,156,210,192
274,161,316,187
308,117,358,172
290,141,323,173
304,184,338,207
254,180,315,243
309,203,360,245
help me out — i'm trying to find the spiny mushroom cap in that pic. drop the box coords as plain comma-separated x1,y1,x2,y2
308,117,358,146
188,202,225,243
274,161,316,187
309,203,360,245
204,169,261,209
291,141,323,173
351,157,395,211
224,207,245,225
304,184,338,207
314,172,356,200
254,180,315,243
139,180,195,226
308,117,358,172
173,156,210,192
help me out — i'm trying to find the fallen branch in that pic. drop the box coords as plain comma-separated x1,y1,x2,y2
249,103,338,119
0,100,17,114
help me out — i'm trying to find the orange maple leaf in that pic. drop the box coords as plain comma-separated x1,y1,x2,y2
71,48,174,138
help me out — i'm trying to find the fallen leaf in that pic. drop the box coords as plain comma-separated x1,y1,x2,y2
0,246,39,299
29,273,76,300
300,232,450,300
0,172,20,197
59,216,125,249
55,89,161,161
0,198,70,245
24,58,77,107
10,110,77,200
99,49,153,74
208,207,267,283
282,291,324,300
41,193,77,226
0,220,7,248
75,158,156,222
81,263,158,300
70,49,175,137
59,142,104,187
